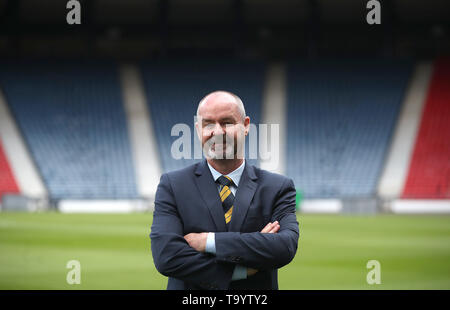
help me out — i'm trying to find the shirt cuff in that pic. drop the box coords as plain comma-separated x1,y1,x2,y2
231,265,248,281
205,232,216,255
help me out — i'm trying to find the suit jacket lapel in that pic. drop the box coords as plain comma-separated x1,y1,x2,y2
229,163,258,232
194,160,227,232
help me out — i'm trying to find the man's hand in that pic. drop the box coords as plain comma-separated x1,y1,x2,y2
260,221,280,234
184,232,208,252
248,221,280,277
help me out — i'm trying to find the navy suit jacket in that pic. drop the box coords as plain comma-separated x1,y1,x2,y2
150,160,299,290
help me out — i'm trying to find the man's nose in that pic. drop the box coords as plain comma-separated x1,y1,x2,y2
212,123,225,136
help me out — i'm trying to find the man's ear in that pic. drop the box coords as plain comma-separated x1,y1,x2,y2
195,121,201,140
244,116,250,136
195,122,200,138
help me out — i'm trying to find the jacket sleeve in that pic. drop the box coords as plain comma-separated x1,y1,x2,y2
150,173,235,290
214,178,300,270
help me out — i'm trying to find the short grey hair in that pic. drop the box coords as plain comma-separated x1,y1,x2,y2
197,90,246,122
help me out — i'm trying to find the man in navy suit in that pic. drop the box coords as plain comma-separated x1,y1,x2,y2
150,91,299,290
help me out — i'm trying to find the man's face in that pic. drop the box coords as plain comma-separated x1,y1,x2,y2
196,93,250,160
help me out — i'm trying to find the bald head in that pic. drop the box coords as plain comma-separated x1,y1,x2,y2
195,90,250,163
197,91,246,122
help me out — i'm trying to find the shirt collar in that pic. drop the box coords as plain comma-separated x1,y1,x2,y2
207,160,245,187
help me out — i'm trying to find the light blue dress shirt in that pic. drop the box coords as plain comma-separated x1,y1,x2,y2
205,160,247,281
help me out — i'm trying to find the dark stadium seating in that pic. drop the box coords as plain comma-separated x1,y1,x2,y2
0,139,19,197
402,58,450,199
140,59,264,172
286,60,412,198
0,61,138,199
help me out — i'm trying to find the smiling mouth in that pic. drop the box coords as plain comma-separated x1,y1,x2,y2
211,141,232,150
212,143,226,148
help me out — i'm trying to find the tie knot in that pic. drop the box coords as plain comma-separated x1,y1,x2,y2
217,175,233,187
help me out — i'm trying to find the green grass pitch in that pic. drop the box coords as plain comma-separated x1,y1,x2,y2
0,212,449,289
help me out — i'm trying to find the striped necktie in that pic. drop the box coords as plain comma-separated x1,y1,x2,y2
217,175,235,226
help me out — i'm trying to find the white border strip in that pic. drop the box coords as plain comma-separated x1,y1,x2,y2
260,63,287,174
0,89,47,198
300,199,343,213
58,200,150,213
391,200,450,214
120,64,162,199
378,62,433,198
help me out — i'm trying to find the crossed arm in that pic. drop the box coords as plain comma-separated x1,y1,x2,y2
184,221,281,276
150,173,299,289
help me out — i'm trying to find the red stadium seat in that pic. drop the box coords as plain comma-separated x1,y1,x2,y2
402,58,450,199
0,139,20,197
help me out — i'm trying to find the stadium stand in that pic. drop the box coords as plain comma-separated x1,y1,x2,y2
402,58,450,199
140,59,265,172
0,57,447,208
286,60,412,198
0,61,138,199
0,139,19,198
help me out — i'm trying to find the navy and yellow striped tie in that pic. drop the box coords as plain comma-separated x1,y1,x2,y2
217,175,234,226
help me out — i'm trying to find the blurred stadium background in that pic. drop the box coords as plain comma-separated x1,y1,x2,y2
0,0,449,289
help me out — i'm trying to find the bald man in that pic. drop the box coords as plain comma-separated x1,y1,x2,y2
150,91,299,290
